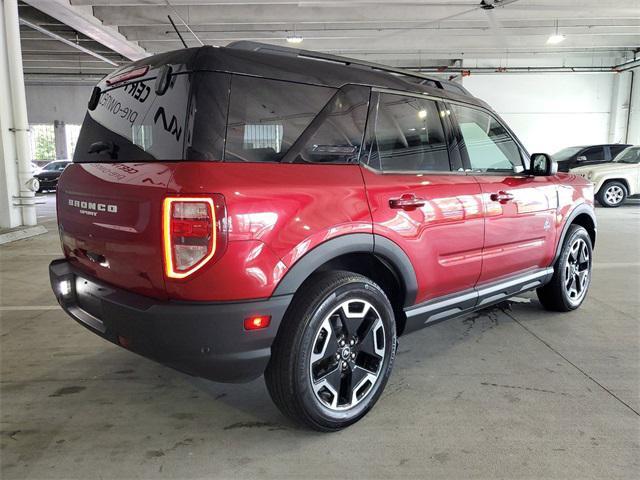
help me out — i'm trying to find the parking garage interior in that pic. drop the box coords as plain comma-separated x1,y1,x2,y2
1,0,639,479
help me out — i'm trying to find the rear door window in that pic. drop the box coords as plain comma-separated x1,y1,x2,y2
370,93,451,172
224,76,335,162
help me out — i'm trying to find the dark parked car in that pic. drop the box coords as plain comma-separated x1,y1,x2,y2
50,42,596,431
35,160,71,192
553,144,631,172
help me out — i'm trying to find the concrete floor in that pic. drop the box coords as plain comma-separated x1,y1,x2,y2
1,194,639,479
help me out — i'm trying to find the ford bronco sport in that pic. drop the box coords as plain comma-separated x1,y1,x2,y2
50,42,596,431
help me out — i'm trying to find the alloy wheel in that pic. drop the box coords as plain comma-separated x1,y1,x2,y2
564,238,590,304
604,185,624,205
309,299,386,411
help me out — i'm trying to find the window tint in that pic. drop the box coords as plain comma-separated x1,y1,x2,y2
286,85,369,164
610,145,630,158
371,93,450,172
451,104,523,173
581,147,605,161
185,72,231,160
225,76,335,162
74,72,192,162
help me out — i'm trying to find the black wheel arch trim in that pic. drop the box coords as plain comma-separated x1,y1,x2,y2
271,233,418,307
552,203,597,264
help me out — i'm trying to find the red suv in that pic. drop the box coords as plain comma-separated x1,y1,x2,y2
50,42,596,431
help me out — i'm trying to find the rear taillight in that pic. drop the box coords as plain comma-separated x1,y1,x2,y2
162,196,226,279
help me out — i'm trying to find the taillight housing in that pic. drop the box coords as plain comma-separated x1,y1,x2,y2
162,196,227,279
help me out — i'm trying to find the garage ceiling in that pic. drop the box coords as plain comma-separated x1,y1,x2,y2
19,0,640,82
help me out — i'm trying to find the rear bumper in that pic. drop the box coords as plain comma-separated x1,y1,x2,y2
49,259,292,383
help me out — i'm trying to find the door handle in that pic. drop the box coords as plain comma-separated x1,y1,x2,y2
490,191,514,203
389,194,426,211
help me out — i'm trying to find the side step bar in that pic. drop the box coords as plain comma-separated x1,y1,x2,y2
403,268,554,334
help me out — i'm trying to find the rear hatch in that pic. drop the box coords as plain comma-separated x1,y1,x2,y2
58,163,174,299
58,48,229,299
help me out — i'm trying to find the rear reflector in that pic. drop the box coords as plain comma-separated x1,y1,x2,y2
244,316,271,331
163,197,216,279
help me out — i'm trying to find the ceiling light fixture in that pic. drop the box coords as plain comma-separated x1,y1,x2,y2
547,20,566,44
286,35,303,44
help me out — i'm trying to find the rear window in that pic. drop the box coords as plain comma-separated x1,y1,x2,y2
74,70,193,162
224,76,335,162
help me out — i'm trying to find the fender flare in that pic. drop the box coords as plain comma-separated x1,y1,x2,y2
272,233,418,307
552,203,597,264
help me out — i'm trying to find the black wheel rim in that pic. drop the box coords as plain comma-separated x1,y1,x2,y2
309,299,386,411
564,238,590,304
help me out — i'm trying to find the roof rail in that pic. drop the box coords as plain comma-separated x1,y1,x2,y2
226,41,444,89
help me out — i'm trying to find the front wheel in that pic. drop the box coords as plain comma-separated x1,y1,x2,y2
597,181,627,207
537,225,593,312
265,271,396,431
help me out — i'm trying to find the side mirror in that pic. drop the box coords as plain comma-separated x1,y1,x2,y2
576,155,587,162
530,153,558,176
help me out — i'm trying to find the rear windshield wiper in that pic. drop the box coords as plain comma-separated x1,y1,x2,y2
88,141,119,160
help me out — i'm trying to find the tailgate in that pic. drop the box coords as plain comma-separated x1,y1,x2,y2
57,162,174,300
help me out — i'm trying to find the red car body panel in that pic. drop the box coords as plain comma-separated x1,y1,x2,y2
473,174,559,284
360,167,484,303
57,163,172,300
58,162,594,305
59,162,373,302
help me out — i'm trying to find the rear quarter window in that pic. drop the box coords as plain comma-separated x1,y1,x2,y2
224,76,336,162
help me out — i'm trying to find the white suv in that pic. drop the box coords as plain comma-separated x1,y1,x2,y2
571,146,640,207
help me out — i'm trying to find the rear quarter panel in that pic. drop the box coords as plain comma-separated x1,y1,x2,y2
166,163,371,301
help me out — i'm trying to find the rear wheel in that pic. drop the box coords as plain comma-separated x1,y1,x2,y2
265,271,396,431
597,181,627,207
537,225,592,312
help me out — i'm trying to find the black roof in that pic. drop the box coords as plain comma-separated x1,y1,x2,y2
105,42,490,111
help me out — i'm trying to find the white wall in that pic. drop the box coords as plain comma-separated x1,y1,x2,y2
463,73,617,155
25,84,93,125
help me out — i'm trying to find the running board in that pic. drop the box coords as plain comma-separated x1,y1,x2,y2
402,268,554,334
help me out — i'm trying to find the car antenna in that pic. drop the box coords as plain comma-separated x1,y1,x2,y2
168,15,188,48
165,0,204,46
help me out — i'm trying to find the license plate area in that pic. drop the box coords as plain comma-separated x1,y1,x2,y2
75,277,109,319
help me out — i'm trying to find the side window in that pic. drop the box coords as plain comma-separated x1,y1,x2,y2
451,104,523,173
581,147,605,162
371,93,450,172
224,76,335,162
286,85,369,164
609,145,629,159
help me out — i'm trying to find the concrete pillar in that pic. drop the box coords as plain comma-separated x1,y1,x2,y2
626,69,640,145
608,71,632,144
54,120,68,159
0,0,37,228
0,0,21,229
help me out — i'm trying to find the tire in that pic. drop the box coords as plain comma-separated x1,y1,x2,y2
265,270,397,431
597,181,627,207
537,225,593,312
